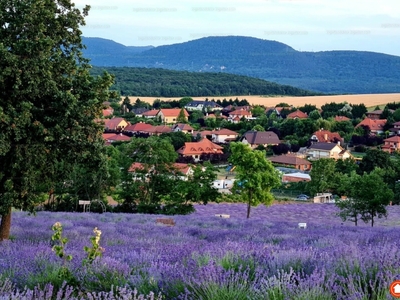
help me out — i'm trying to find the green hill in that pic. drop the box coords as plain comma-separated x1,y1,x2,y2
90,67,320,97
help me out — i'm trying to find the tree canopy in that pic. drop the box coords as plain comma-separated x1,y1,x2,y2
0,1,114,240
229,142,281,218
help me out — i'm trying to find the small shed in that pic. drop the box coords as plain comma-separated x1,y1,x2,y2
313,193,335,203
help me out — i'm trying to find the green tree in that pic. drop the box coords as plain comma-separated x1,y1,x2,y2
0,1,114,240
118,136,178,212
308,158,337,196
176,108,188,123
179,97,193,108
338,169,393,227
252,124,265,132
229,143,281,218
358,148,391,174
251,105,266,117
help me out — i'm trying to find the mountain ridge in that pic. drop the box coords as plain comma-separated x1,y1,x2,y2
82,36,400,94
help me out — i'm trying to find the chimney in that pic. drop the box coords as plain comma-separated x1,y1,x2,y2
324,133,328,141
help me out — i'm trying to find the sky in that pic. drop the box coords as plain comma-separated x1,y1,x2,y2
74,0,400,56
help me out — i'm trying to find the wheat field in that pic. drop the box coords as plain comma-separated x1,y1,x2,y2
124,93,400,109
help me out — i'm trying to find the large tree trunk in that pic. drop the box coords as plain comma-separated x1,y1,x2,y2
0,207,12,241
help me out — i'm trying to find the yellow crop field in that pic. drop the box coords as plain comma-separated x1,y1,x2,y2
123,93,400,109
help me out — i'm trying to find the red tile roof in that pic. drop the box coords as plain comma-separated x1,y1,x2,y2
128,162,192,175
104,117,128,130
212,128,238,136
173,123,194,131
124,123,153,132
177,138,224,155
102,108,114,117
159,108,189,117
103,133,131,142
356,118,386,132
384,135,400,142
229,109,252,116
334,116,351,122
287,110,308,119
312,130,342,143
145,125,172,134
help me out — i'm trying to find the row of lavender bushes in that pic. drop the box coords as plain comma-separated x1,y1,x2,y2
1,203,400,299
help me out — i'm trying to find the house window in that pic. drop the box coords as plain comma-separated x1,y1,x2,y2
194,155,199,159
173,118,176,121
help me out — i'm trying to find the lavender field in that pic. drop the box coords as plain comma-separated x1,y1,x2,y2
1,203,400,299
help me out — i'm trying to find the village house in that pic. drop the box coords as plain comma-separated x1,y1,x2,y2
131,107,150,117
177,138,224,162
268,154,312,171
172,123,195,134
286,110,308,119
355,118,386,135
382,135,400,154
310,129,343,144
143,125,172,136
228,109,253,123
157,108,189,124
366,109,394,120
142,109,159,119
184,100,222,112
389,121,400,135
282,172,311,183
123,122,153,135
240,130,281,149
211,128,239,144
103,117,129,131
306,142,352,160
102,133,131,144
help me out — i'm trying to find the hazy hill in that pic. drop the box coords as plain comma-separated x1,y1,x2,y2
91,67,319,97
82,36,400,94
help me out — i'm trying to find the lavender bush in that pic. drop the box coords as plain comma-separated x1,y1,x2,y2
1,203,400,299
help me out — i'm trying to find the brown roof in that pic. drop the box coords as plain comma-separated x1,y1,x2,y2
241,131,280,145
159,108,189,117
356,118,386,131
177,138,223,155
312,130,342,143
268,154,311,166
287,110,308,119
146,125,172,134
142,110,159,117
334,116,351,122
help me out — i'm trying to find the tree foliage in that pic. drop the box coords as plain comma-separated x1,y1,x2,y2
229,143,281,218
0,1,114,240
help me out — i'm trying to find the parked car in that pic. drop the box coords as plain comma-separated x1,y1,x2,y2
297,194,310,199
296,196,309,201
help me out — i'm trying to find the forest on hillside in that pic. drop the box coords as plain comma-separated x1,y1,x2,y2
91,67,320,97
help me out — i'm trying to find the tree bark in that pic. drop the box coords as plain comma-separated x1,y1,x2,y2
0,207,12,241
247,190,252,219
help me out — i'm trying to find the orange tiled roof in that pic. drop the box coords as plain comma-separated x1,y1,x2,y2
312,130,342,143
287,110,308,119
142,110,159,117
229,109,252,116
124,123,153,132
334,116,350,122
356,118,386,131
384,135,400,143
177,138,224,155
159,108,189,117
212,128,238,136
